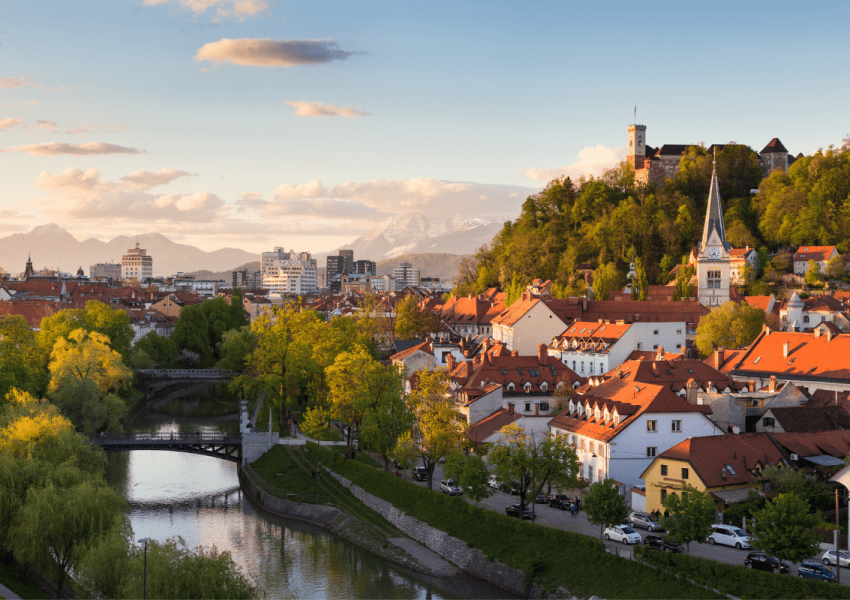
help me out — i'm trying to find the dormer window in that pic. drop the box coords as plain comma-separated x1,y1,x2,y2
569,399,575,414
595,407,601,420
507,382,515,392
523,382,532,393
540,381,548,392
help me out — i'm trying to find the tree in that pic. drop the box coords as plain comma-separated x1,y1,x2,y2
695,301,766,356
38,301,134,363
826,254,846,279
0,315,40,398
635,256,649,301
406,369,467,489
228,287,249,329
659,483,716,555
584,478,628,543
751,493,821,566
442,450,492,506
394,295,439,340
805,259,823,286
216,326,257,371
48,328,132,395
391,431,418,480
504,273,526,307
133,331,178,369
171,304,213,365
48,376,124,434
671,261,694,302
591,262,622,301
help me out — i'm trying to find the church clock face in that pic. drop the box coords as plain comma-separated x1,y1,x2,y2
707,248,720,259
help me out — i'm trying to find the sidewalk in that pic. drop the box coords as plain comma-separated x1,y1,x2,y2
0,582,22,600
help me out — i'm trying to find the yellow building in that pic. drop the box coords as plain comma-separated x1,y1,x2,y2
639,433,784,513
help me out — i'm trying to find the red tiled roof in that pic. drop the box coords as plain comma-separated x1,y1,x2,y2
744,296,773,312
468,408,522,442
794,246,836,263
590,358,735,395
390,340,433,361
0,300,61,328
491,296,541,327
767,405,850,433
732,330,850,383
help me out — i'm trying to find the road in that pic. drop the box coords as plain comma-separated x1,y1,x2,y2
414,463,850,584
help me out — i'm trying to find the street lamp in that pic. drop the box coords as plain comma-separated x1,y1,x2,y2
137,538,148,600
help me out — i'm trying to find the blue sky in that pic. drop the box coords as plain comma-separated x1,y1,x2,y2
1,0,848,254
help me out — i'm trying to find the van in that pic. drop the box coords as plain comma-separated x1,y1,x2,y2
708,524,752,549
413,466,427,481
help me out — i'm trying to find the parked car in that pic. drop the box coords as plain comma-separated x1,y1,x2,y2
798,561,837,582
488,474,501,489
707,524,753,549
604,525,641,544
500,481,520,495
822,549,850,567
628,512,664,532
440,479,462,495
534,494,550,504
643,534,683,553
505,504,535,520
413,467,427,481
549,494,573,510
743,552,790,573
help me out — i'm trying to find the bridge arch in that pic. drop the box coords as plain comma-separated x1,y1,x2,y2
92,433,242,463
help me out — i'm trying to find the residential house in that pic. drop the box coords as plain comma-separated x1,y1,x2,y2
778,291,849,331
793,245,838,276
467,407,552,446
729,248,759,284
547,380,723,488
491,293,569,356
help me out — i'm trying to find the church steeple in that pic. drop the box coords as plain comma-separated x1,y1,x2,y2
700,157,730,253
24,254,34,279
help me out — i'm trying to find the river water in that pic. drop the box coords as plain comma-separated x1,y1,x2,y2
106,384,511,599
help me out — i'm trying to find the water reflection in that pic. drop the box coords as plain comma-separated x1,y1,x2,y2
105,384,511,599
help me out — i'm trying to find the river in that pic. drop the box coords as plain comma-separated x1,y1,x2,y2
106,384,512,599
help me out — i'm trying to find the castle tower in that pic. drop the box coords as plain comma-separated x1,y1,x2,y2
627,124,647,169
696,160,731,307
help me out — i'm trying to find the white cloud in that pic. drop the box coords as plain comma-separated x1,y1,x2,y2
64,124,92,134
34,167,116,198
0,76,40,90
4,142,143,156
523,144,626,182
0,118,23,132
286,101,368,118
273,179,328,200
144,0,270,21
195,38,359,67
121,167,195,191
23,120,60,134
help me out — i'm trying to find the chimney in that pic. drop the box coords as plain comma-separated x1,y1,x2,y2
446,353,456,372
582,297,587,311
769,375,776,392
749,379,755,392
686,379,698,404
721,467,727,480
827,329,834,342
783,340,790,358
511,350,518,357
815,327,821,338
656,346,664,361
482,337,490,352
713,349,724,370
538,343,547,365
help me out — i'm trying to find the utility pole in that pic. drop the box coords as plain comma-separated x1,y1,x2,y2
836,488,841,585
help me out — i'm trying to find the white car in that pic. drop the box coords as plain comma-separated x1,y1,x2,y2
440,479,462,495
707,524,752,549
488,474,501,489
822,549,850,567
604,525,641,544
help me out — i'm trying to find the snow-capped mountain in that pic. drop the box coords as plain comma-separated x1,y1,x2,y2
341,212,502,260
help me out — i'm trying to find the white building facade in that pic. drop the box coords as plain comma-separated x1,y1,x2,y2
261,247,318,295
121,243,153,282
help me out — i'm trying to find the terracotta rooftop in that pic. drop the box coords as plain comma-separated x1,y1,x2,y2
767,405,850,433
794,246,836,263
760,138,789,154
732,330,850,383
590,358,735,395
468,408,522,442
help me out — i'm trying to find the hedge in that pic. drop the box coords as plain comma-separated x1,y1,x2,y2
305,443,719,599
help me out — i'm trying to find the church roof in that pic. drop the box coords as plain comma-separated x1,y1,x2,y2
700,165,730,252
654,144,690,157
760,138,788,154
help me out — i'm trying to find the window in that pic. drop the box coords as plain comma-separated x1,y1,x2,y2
653,344,658,350
529,368,540,377
598,469,603,481
572,361,576,371
580,439,585,451
646,447,657,457
500,369,507,375
647,420,657,432
676,329,682,335
524,402,531,412
590,362,594,373
517,368,523,375
725,464,738,476
661,464,668,476
653,329,659,335
660,489,667,502
581,361,585,372
803,316,809,323
672,420,682,432
636,342,642,350
540,402,549,412
682,468,689,480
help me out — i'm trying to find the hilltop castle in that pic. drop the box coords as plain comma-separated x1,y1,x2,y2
626,123,800,184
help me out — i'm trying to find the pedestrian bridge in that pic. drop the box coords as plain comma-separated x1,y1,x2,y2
136,369,241,379
91,432,242,463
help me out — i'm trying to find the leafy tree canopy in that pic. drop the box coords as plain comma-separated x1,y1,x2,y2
695,301,766,356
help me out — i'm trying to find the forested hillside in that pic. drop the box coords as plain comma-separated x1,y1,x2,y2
455,140,850,296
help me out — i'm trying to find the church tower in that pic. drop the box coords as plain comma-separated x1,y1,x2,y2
23,254,34,280
627,124,646,169
696,160,730,307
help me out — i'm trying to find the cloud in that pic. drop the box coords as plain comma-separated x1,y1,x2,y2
0,76,40,90
121,167,195,191
34,167,115,198
65,123,126,134
4,142,143,156
0,118,23,132
523,144,626,182
195,38,359,67
144,0,270,21
23,120,59,134
287,101,368,118
64,124,92,134
272,179,328,200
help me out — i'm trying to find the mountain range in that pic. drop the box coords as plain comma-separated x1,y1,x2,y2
0,224,258,277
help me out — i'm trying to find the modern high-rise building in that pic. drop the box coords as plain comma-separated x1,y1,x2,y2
393,262,420,289
326,249,355,278
353,260,376,276
121,243,153,282
261,247,317,295
232,269,262,289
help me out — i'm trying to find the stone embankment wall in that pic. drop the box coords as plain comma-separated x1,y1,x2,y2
327,471,530,596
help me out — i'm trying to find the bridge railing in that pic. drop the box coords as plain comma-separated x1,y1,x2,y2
135,369,242,379
92,432,241,444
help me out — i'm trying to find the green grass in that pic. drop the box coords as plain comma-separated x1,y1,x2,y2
305,443,721,599
250,445,401,537
323,444,381,468
0,559,50,600
636,545,847,599
254,398,281,433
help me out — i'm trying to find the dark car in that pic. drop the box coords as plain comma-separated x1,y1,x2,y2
798,561,837,582
413,467,427,481
549,494,573,510
744,552,790,574
643,534,684,553
505,504,535,520
500,481,520,495
534,494,550,504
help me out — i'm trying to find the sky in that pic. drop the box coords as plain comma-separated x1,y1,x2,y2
1,0,849,255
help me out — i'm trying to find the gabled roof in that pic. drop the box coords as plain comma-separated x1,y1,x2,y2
767,405,850,433
732,330,850,383
760,138,788,154
490,295,541,328
548,381,711,443
468,408,522,442
793,246,836,263
589,358,735,395
390,340,433,361
654,144,691,157
582,300,709,328
744,295,774,313
653,433,784,488
772,430,850,459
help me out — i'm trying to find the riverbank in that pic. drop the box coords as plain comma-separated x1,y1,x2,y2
238,456,462,580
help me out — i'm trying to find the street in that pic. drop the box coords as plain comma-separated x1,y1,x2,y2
412,463,850,585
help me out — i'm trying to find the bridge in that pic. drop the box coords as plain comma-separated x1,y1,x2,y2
135,369,242,394
92,432,242,463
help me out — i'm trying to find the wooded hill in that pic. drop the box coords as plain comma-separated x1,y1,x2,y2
455,140,850,296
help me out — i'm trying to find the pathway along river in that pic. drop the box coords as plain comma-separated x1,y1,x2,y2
106,383,511,599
